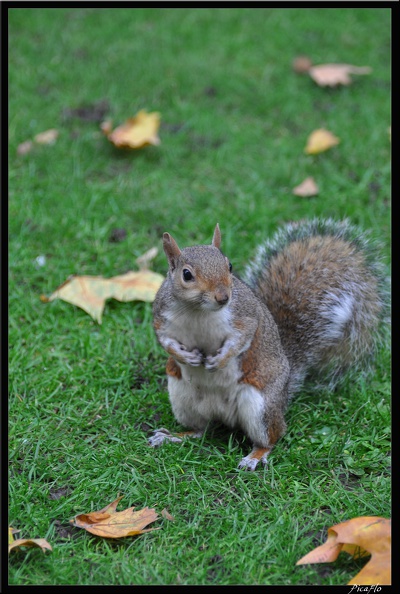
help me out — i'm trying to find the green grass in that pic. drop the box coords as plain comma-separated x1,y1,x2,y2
8,7,391,586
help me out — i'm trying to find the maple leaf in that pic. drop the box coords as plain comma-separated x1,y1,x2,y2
292,176,319,197
103,110,161,149
69,496,160,538
41,268,164,324
304,128,340,155
296,516,391,585
9,526,52,554
308,63,372,87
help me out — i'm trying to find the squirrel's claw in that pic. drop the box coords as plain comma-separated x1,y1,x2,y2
238,448,269,471
148,428,183,447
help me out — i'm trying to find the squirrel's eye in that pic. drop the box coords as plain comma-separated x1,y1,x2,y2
229,262,233,273
182,269,194,282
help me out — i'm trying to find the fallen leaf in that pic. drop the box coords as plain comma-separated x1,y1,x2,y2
100,119,113,136
296,516,391,585
34,128,59,144
308,63,372,87
292,55,313,73
136,247,159,271
292,176,319,197
161,508,175,521
41,269,164,324
69,496,160,538
17,140,34,155
104,110,161,149
304,128,340,155
9,526,52,554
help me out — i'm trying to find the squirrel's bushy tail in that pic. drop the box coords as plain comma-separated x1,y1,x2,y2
244,218,390,395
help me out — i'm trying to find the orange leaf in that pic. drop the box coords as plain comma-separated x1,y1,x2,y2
69,496,160,538
8,527,52,554
41,269,164,324
309,63,371,87
292,176,319,197
304,128,340,155
297,516,391,585
104,110,161,149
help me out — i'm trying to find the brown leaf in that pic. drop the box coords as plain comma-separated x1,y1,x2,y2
161,508,175,521
308,63,371,87
104,110,161,149
34,128,59,144
304,128,340,155
297,516,391,585
69,496,160,538
41,269,164,324
292,176,319,197
9,527,52,554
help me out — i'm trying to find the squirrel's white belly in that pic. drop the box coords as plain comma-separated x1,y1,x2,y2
165,306,266,439
168,358,265,438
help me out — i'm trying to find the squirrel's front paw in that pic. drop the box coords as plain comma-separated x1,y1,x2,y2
177,344,203,367
148,428,183,447
204,349,226,371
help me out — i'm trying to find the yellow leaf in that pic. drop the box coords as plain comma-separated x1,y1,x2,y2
309,63,372,87
9,527,16,545
305,128,340,155
104,110,161,149
292,176,319,197
41,269,164,324
297,516,391,585
69,496,160,538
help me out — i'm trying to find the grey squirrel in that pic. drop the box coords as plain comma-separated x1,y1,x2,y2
150,219,389,470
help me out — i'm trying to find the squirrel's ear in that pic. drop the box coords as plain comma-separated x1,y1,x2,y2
163,232,181,271
212,224,221,249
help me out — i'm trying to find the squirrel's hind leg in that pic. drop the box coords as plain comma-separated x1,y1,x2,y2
238,446,271,471
148,428,204,447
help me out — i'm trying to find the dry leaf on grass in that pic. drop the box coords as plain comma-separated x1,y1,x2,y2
296,516,391,585
102,110,161,149
34,128,59,144
9,526,52,554
305,128,340,155
17,140,34,156
17,128,59,155
308,63,372,87
292,55,313,73
69,496,159,539
161,508,175,522
41,269,164,324
292,177,319,197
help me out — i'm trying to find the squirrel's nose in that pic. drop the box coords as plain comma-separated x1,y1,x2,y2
215,291,230,305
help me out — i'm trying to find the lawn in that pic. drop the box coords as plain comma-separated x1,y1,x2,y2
8,7,391,586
